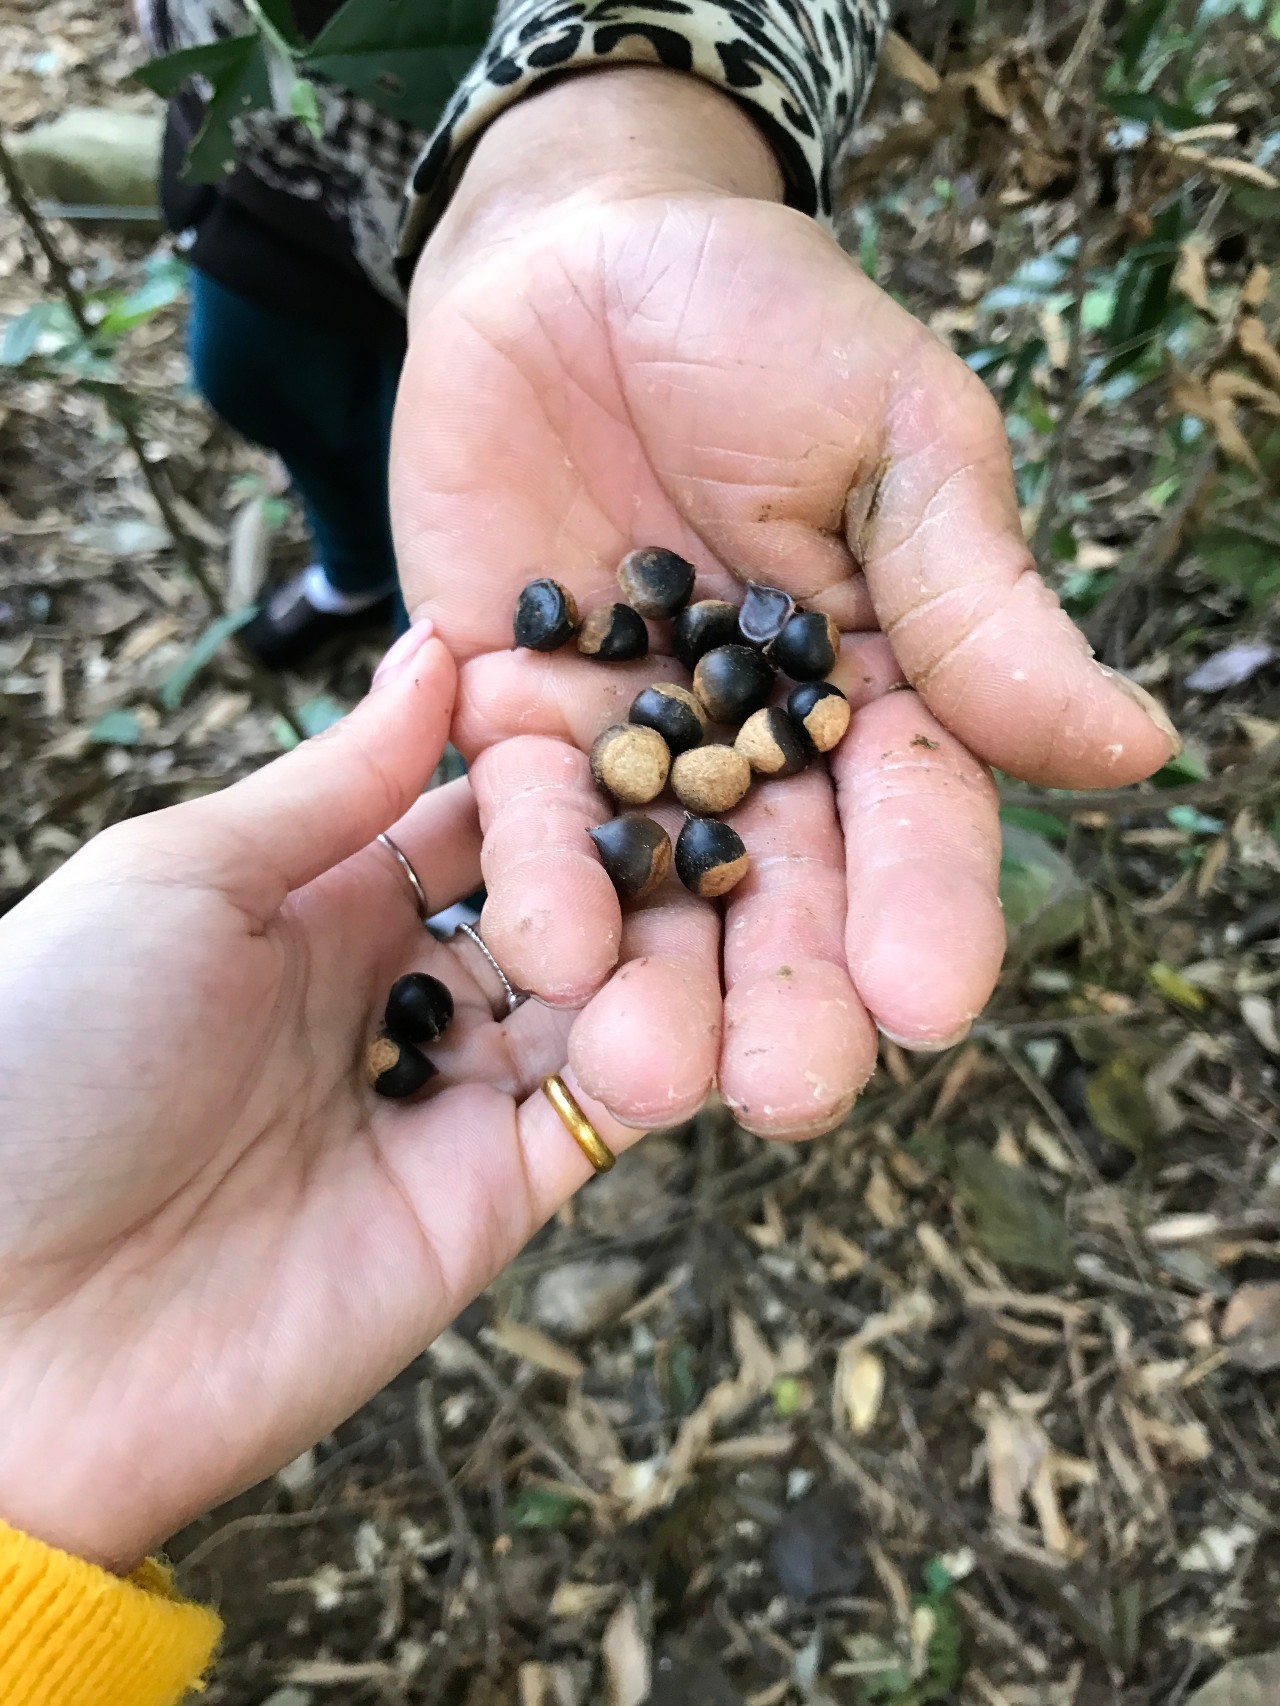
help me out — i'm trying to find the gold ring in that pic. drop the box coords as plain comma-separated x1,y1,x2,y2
541,1074,615,1174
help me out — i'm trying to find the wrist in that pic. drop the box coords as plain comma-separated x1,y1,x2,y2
411,66,783,314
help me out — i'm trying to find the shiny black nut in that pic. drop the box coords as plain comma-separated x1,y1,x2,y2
384,972,454,1045
577,602,649,661
675,816,750,899
366,1032,438,1098
738,582,796,647
628,683,707,755
735,707,810,777
671,599,741,670
588,813,672,901
787,681,851,753
671,744,751,814
590,723,671,805
513,578,579,651
773,609,839,681
617,547,695,619
693,644,776,725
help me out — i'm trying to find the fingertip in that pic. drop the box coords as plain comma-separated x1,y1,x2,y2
568,954,719,1126
481,855,622,1006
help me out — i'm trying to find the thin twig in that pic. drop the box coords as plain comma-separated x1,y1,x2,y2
1032,182,1092,566
1000,739,1280,817
0,130,305,742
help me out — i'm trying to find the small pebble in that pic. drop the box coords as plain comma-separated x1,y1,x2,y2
588,814,672,900
590,723,671,805
693,644,776,725
671,744,751,813
616,546,695,618
736,706,810,777
513,578,578,651
629,683,707,755
675,816,750,899
738,581,795,646
772,609,839,681
671,599,741,670
787,680,851,753
577,602,649,661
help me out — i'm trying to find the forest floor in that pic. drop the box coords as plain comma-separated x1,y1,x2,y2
2,2,1279,1702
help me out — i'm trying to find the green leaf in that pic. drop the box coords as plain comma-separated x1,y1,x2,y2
999,823,1089,950
1195,525,1280,610
184,37,273,184
88,708,142,745
0,301,67,366
1085,1055,1159,1156
505,1486,585,1531
1000,806,1070,843
295,692,346,736
94,257,188,340
1148,961,1207,1011
302,0,497,129
134,35,261,98
1103,200,1185,376
953,1144,1073,1280
289,75,323,137
159,606,259,710
1121,0,1174,72
1153,748,1208,786
1166,805,1223,835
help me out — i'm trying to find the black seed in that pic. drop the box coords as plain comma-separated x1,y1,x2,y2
736,707,810,777
787,681,851,753
617,547,696,618
773,609,839,681
514,579,579,651
588,814,672,900
693,644,776,725
577,602,649,661
590,723,671,804
675,817,750,899
671,599,742,670
738,582,796,646
366,1033,437,1098
628,683,707,755
384,972,454,1045
671,744,752,813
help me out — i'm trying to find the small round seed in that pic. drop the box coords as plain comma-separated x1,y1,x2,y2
772,609,839,681
577,602,649,661
671,745,752,814
365,1032,437,1098
628,683,707,755
671,599,742,670
735,707,810,777
738,582,796,647
384,972,454,1045
588,814,672,900
590,723,671,805
675,817,750,899
693,644,776,726
787,681,851,753
617,547,696,618
513,578,579,651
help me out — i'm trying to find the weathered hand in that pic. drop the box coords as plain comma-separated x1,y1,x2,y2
0,627,632,1571
392,68,1178,1140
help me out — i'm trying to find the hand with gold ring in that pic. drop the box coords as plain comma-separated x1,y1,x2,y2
0,619,634,1576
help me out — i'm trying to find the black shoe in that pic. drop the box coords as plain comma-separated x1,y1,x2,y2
241,572,395,670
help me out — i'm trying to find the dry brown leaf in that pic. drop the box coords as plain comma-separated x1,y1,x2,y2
967,60,1014,119
601,1596,649,1706
1241,264,1271,308
1174,240,1212,314
486,1318,584,1381
981,1397,1083,1556
836,1344,885,1435
1129,1411,1212,1465
1220,1281,1280,1370
1210,368,1280,418
882,29,942,94
550,1581,616,1620
1170,372,1259,470
864,1161,905,1228
1240,994,1280,1055
1165,142,1280,189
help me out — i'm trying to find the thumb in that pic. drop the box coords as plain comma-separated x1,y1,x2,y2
165,620,457,917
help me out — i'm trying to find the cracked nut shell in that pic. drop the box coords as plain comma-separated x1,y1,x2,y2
384,972,454,1045
738,581,796,646
617,546,696,618
588,813,672,900
590,723,671,805
366,1032,438,1098
671,599,741,670
671,744,752,813
735,707,810,777
577,602,649,661
787,681,851,753
628,683,707,755
675,816,750,899
513,578,579,651
773,609,839,681
693,644,776,725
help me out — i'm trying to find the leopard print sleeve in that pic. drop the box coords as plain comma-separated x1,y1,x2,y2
398,0,889,266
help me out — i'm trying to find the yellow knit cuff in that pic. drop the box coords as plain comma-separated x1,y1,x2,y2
0,1519,221,1706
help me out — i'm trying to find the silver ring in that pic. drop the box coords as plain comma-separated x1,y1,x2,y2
453,922,528,1017
377,832,429,925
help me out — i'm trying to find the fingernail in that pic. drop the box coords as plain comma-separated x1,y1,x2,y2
1098,666,1182,755
373,618,435,688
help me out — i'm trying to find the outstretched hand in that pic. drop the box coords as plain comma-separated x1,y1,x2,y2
393,67,1178,1140
0,626,632,1572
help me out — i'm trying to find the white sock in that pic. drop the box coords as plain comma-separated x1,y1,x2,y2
301,563,391,615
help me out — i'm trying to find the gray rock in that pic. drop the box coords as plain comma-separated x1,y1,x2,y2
531,1257,644,1339
10,110,163,212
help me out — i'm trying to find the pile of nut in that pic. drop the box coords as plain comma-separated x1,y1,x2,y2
512,548,851,902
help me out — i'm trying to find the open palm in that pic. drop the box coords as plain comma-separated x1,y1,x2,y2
392,188,1176,1139
0,638,630,1570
